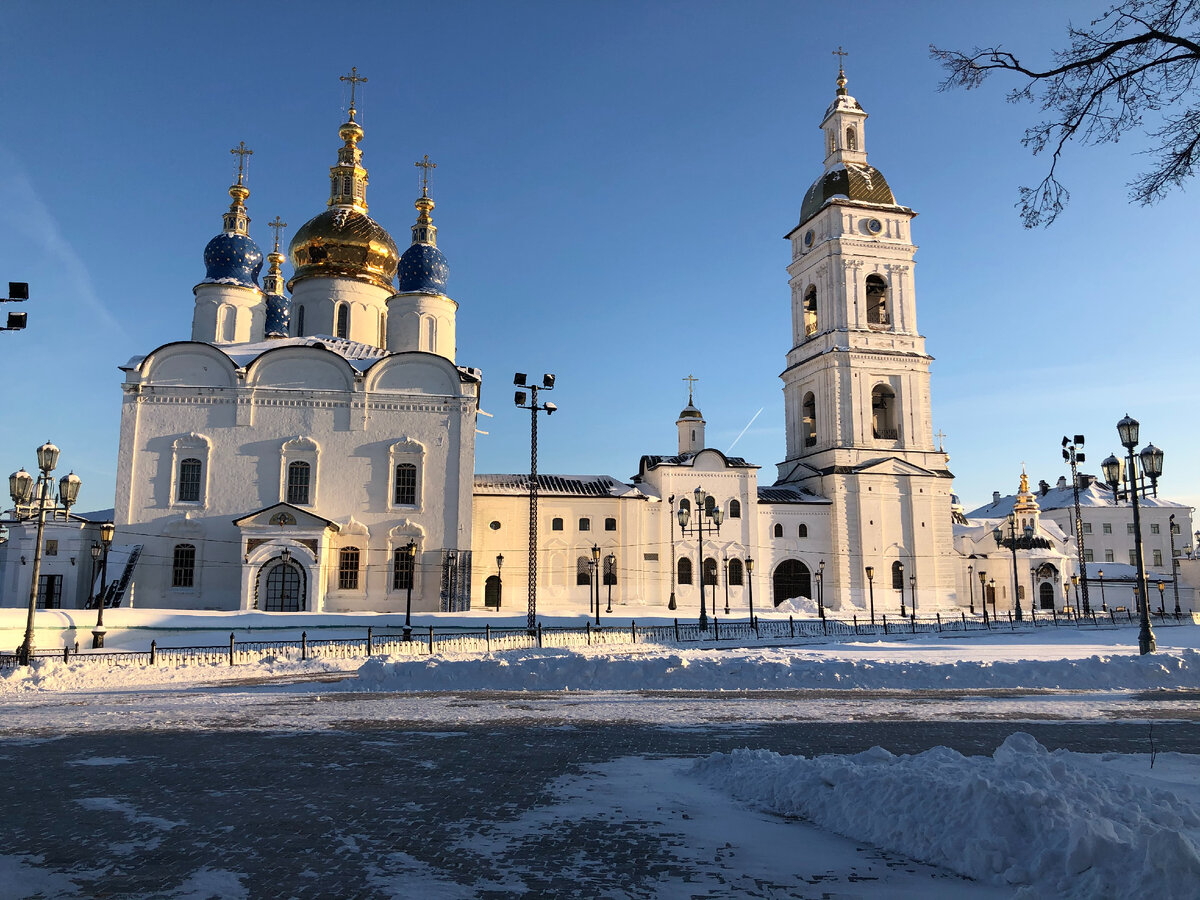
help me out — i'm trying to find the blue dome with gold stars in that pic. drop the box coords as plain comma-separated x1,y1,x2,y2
203,231,263,287
397,242,448,294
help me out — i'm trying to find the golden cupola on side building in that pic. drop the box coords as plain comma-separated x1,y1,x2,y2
288,82,399,293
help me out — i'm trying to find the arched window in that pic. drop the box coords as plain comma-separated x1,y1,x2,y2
802,392,817,448
678,498,690,513
728,499,741,519
172,544,196,588
826,129,836,156
219,305,236,342
773,523,783,538
177,458,202,502
891,561,904,590
577,556,591,586
338,548,360,590
286,461,311,505
798,524,808,538
728,558,744,586
703,557,719,586
336,304,350,339
604,517,617,531
1039,582,1055,609
846,126,857,151
296,305,305,335
678,557,693,585
421,315,437,353
866,274,889,326
872,384,898,440
704,495,716,516
603,555,617,586
392,548,415,591
551,517,564,531
803,286,818,337
394,463,417,505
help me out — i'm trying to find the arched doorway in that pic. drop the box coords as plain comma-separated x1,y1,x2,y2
484,575,502,609
1039,582,1055,609
259,560,306,612
773,560,812,607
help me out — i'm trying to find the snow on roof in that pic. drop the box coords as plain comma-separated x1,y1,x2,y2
641,452,757,470
967,478,1190,518
473,474,646,498
222,335,387,370
757,485,831,505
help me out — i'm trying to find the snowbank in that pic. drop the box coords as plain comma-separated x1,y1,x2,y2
695,734,1200,899
353,644,1200,693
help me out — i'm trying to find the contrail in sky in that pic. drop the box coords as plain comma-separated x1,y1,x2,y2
727,407,764,452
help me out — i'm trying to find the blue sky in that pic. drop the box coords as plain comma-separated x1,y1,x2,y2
2,0,1196,517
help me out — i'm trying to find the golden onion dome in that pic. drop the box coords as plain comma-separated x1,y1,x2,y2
288,208,399,292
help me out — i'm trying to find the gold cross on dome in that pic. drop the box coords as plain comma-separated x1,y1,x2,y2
832,46,849,62
415,155,437,197
935,429,946,452
340,66,368,114
230,141,253,184
268,216,287,251
683,374,699,403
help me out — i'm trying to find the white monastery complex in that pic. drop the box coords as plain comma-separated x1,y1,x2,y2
2,67,1195,619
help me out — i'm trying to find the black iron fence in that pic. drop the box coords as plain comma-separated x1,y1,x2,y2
0,607,1193,670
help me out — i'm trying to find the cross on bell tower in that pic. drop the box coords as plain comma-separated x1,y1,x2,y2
223,141,253,235
415,155,437,198
340,66,368,120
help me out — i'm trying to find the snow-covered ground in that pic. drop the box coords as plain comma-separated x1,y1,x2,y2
5,626,1200,898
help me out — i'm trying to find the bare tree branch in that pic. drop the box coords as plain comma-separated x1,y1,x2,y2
931,0,1200,226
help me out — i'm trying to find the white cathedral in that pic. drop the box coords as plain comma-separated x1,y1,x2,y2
4,68,1193,620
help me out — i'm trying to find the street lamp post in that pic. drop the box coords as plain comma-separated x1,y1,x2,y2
908,574,916,619
1071,574,1080,617
1098,568,1107,611
1157,580,1166,616
898,561,906,617
865,565,875,625
605,552,615,613
91,522,115,648
817,559,826,619
722,555,730,615
979,570,989,623
746,557,755,625
667,495,678,611
993,513,1030,622
9,442,80,666
496,553,503,610
1102,413,1162,654
514,373,557,634
1062,435,1091,614
591,544,601,626
676,486,723,630
402,539,417,641
989,578,997,619
967,564,975,614
1031,566,1038,613
1169,514,1181,615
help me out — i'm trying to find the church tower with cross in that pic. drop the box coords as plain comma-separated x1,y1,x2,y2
191,142,266,344
775,57,958,609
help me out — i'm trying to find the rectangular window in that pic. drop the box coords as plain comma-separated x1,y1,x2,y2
1129,550,1137,565
1174,548,1183,558
178,458,203,502
392,549,414,591
1171,522,1181,535
578,518,590,532
172,544,196,588
643,553,659,561
1082,522,1092,534
551,518,564,531
338,548,360,590
44,540,58,556
36,574,63,609
286,462,311,505
604,517,617,532
394,464,417,505
1127,524,1135,534
1153,550,1163,567
1151,523,1160,535
1105,549,1114,563
1083,549,1094,562
1102,523,1112,534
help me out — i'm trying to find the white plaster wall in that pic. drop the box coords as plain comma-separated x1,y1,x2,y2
385,292,458,362
290,277,392,346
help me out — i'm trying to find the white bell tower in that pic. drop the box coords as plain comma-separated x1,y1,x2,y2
775,60,958,610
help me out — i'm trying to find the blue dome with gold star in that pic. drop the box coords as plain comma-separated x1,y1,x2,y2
398,242,448,294
203,231,263,287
